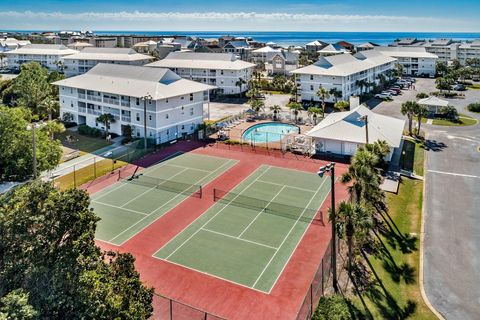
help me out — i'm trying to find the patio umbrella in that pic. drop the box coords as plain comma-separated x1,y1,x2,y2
245,109,256,115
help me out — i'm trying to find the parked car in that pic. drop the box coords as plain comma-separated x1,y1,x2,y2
389,87,402,94
384,90,398,96
375,93,391,99
452,84,466,91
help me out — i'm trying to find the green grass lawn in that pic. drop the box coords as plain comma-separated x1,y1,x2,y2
467,84,480,90
399,138,425,176
54,158,127,191
55,130,112,153
351,178,436,320
432,114,477,126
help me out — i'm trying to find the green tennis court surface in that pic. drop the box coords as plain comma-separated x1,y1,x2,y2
91,153,238,245
154,165,331,293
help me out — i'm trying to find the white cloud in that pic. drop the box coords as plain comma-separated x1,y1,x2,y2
0,10,478,32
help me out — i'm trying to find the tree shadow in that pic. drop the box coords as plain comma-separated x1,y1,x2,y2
377,209,417,254
360,250,417,319
423,139,447,152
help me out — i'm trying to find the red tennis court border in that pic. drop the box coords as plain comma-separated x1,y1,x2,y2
87,141,350,320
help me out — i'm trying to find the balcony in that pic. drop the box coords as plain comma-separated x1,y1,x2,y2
121,116,131,122
87,95,102,102
87,109,102,116
103,97,119,105
78,106,86,113
120,101,130,107
78,93,86,99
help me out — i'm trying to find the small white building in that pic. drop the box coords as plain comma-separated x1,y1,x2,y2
0,38,31,53
418,96,449,115
305,40,329,55
292,52,396,103
317,44,347,57
265,51,299,75
373,46,438,77
63,47,153,77
306,105,405,161
53,64,215,144
4,44,78,71
146,52,255,95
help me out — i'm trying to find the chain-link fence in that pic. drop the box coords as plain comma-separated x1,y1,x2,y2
154,294,226,320
295,238,336,320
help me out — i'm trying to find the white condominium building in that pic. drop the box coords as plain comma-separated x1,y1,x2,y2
0,38,31,53
63,47,153,77
373,47,438,76
424,39,457,63
292,52,396,103
5,44,78,71
457,40,480,65
53,64,215,144
146,52,255,95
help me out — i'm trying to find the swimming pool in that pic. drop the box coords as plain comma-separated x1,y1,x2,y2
242,122,300,143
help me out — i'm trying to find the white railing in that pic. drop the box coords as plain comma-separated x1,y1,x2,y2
78,107,86,113
103,98,119,105
121,116,131,122
78,93,86,99
121,101,130,107
87,95,102,102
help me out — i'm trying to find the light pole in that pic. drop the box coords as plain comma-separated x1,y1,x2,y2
358,115,369,144
141,94,152,152
26,122,45,179
318,162,338,293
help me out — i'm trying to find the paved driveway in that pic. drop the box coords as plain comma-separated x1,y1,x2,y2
371,80,480,319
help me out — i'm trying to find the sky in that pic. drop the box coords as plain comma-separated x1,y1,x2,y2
1,0,480,32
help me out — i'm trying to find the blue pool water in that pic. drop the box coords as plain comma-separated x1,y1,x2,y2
242,123,299,143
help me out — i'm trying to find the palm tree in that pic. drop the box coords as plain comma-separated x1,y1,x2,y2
96,113,116,139
329,88,342,103
235,78,246,97
401,101,418,136
270,105,282,121
286,102,303,123
249,99,265,116
395,63,404,78
333,201,373,277
316,87,330,117
334,100,349,111
39,97,59,121
415,104,428,135
307,106,322,125
43,120,65,140
355,79,367,95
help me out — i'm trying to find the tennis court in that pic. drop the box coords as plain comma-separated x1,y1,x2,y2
91,152,238,245
154,165,331,293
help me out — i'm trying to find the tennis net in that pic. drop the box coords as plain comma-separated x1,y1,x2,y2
120,173,202,198
213,188,323,224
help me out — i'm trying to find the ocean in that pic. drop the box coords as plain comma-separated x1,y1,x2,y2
93,31,480,46
5,30,480,46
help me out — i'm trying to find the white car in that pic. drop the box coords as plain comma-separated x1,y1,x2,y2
384,90,398,96
375,93,391,99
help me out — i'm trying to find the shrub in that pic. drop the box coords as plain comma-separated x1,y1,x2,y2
77,124,102,137
313,295,353,320
467,102,480,112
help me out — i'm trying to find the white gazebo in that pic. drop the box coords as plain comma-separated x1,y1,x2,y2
418,96,449,115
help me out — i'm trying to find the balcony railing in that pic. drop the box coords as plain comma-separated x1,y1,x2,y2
121,116,131,122
87,95,102,102
87,109,102,116
78,106,86,113
103,98,119,105
120,101,130,107
78,93,86,99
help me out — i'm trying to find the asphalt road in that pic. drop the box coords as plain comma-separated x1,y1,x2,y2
371,79,480,319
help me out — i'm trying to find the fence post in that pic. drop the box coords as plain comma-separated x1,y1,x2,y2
169,299,173,320
321,257,324,295
310,284,313,317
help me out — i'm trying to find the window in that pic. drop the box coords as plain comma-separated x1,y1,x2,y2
310,75,314,80
190,108,194,116
220,70,224,75
310,85,314,90
149,115,152,121
165,114,169,119
190,93,193,101
181,125,185,130
181,96,184,100
166,98,169,103
136,113,140,121
136,98,140,105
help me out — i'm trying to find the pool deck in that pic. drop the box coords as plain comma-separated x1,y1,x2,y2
221,120,313,149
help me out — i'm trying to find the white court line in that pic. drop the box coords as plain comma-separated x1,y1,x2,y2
92,200,148,216
163,163,211,173
256,179,317,193
265,177,332,294
162,166,273,260
108,159,237,244
252,177,328,289
238,185,287,238
201,228,278,250
428,169,480,179
119,168,189,208
92,153,185,201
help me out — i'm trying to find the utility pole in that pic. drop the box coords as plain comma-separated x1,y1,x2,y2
358,115,369,144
